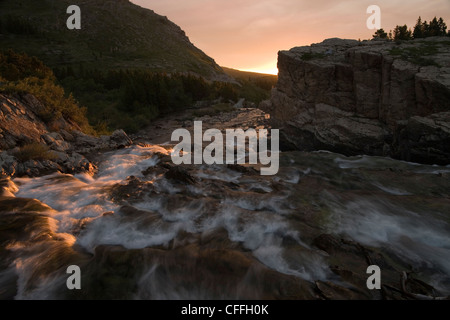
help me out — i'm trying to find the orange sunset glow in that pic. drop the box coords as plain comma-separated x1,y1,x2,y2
131,0,450,74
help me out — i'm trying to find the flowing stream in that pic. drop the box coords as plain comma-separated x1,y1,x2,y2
1,144,450,299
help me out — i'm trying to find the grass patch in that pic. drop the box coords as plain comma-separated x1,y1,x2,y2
389,43,441,67
13,143,57,162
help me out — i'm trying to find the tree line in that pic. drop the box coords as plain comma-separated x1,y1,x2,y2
1,50,275,135
373,16,448,41
53,66,241,133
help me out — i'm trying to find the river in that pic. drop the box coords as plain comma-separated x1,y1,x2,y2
1,142,449,299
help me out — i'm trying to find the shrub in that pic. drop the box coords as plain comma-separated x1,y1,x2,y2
0,50,95,134
13,143,57,162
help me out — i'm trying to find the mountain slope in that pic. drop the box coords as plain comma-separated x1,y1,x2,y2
0,0,228,80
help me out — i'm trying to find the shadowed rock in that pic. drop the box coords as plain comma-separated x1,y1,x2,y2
261,37,450,165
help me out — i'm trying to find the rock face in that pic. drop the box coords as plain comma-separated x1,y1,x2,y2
0,93,133,177
261,37,450,165
0,93,77,150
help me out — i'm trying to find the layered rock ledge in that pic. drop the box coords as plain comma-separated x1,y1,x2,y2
261,37,450,165
0,93,132,177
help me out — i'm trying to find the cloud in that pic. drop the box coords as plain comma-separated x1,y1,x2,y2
131,0,450,73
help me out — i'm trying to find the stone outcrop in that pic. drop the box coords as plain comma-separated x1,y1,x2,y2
0,93,77,150
0,93,133,177
261,37,450,165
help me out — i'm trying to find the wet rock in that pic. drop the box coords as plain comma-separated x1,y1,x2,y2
395,112,450,165
164,166,196,184
71,130,133,154
118,205,160,226
313,234,355,255
0,152,17,177
200,228,241,250
109,176,155,203
312,233,444,299
17,159,61,177
0,177,18,197
63,153,97,175
72,244,317,300
227,164,259,175
109,129,133,149
315,280,368,300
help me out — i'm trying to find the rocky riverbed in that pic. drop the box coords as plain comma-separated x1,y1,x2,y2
1,107,449,300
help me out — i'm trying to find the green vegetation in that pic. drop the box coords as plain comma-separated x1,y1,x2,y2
371,16,448,67
393,25,413,41
0,51,276,135
0,2,277,134
0,50,94,134
373,28,388,39
0,0,223,77
192,103,235,118
222,67,278,103
54,67,242,133
413,17,448,38
12,143,57,162
373,16,448,41
389,42,441,67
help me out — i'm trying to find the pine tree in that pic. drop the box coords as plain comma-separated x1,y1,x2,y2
438,17,447,36
393,25,412,41
373,28,388,39
429,17,440,36
413,16,424,38
388,30,393,40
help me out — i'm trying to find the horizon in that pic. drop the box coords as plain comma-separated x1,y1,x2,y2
131,0,450,75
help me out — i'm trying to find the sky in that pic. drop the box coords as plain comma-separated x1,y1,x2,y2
131,0,450,74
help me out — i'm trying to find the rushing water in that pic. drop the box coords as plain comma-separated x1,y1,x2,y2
2,144,450,299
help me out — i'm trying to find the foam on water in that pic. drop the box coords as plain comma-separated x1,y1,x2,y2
200,202,328,281
371,182,412,196
328,198,450,292
9,144,450,297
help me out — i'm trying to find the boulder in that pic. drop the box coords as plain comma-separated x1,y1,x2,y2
109,129,133,149
63,153,97,175
164,166,196,184
71,129,133,154
0,152,17,177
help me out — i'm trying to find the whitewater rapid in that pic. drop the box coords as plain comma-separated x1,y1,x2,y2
4,145,450,298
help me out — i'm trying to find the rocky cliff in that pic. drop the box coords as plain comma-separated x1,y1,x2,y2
0,93,132,177
261,37,450,165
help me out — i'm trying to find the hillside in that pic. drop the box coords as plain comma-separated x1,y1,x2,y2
222,67,278,105
222,67,278,83
0,0,228,80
